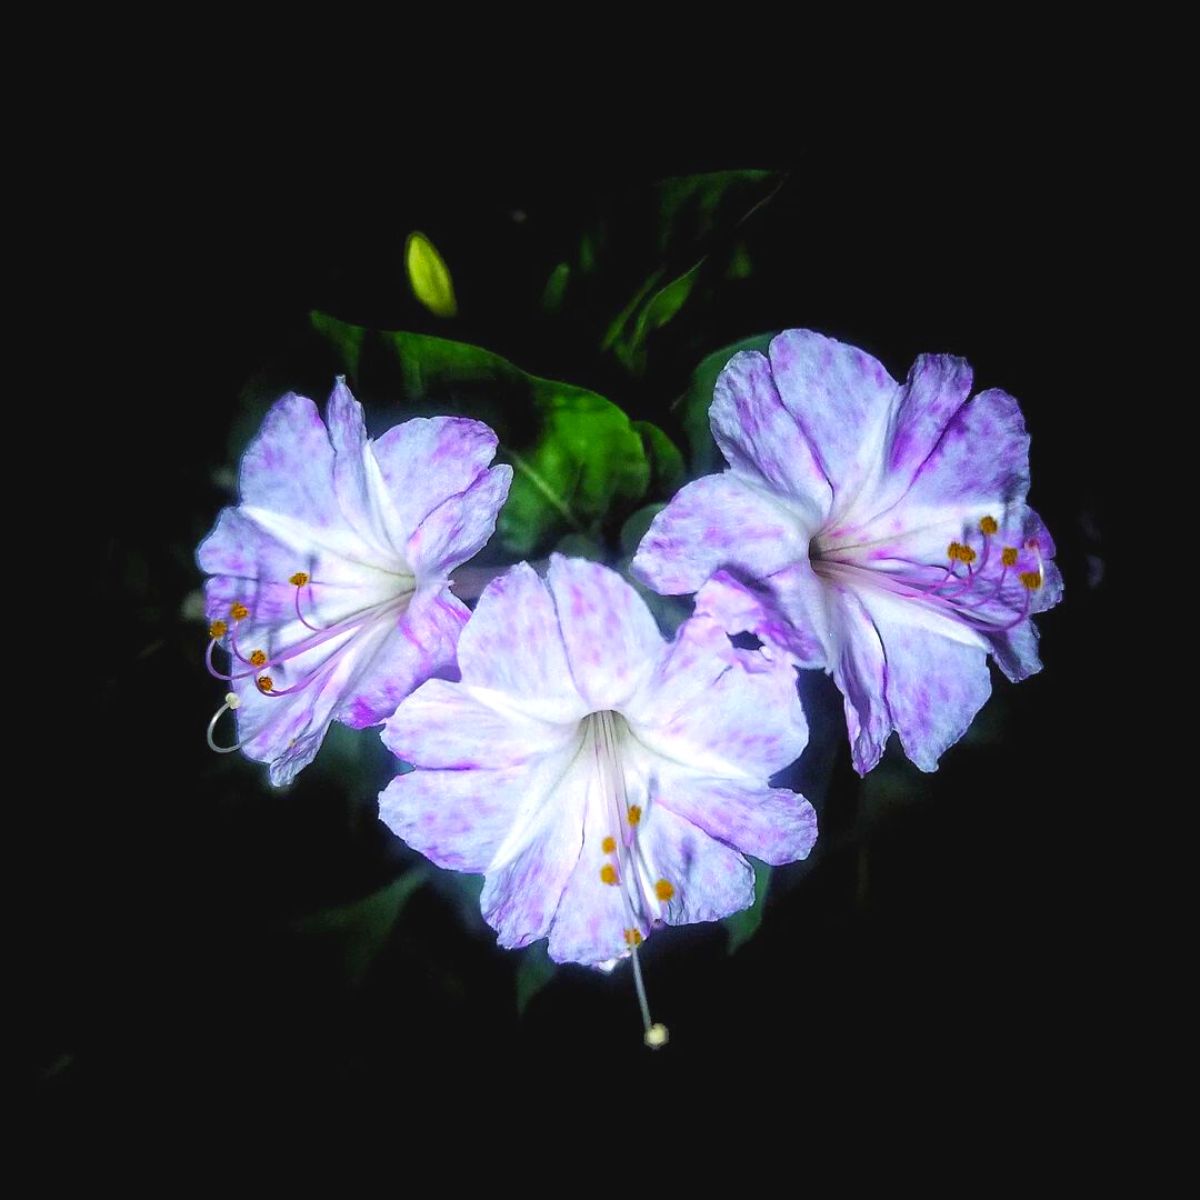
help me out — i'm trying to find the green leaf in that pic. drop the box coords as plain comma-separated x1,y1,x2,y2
311,312,651,557
541,261,571,314
562,171,784,374
676,332,777,475
632,421,685,499
293,868,430,985
724,860,771,954
405,231,458,318
515,942,557,1016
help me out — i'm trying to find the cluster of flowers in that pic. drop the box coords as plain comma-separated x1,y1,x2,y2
198,331,1060,1042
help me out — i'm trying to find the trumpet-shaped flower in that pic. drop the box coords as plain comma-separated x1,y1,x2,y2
378,557,816,995
197,379,512,786
632,330,1062,774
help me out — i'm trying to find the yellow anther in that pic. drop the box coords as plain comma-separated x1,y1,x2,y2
643,1024,669,1049
947,541,966,562
208,620,228,640
1001,547,1019,567
230,602,250,621
1019,571,1042,590
601,836,616,855
624,928,643,947
654,879,675,902
249,649,267,667
958,545,977,565
600,864,618,886
256,675,275,694
980,516,999,535
289,571,310,587
627,804,642,826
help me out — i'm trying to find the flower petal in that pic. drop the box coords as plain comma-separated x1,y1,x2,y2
768,329,898,518
546,554,665,712
404,463,513,579
656,775,817,866
236,392,337,531
371,416,502,543
453,562,588,723
638,805,755,927
710,349,832,525
827,588,892,775
631,472,809,595
382,674,578,769
884,353,974,489
627,590,809,782
336,587,467,729
855,588,993,773
326,378,407,560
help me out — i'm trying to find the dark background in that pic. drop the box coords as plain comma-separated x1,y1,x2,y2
47,127,1125,1132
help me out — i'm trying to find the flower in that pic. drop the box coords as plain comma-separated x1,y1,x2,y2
632,329,1062,774
197,378,512,786
377,556,816,982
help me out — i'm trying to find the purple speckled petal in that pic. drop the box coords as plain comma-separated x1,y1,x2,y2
382,673,579,769
335,587,467,729
404,463,513,580
710,350,832,525
638,805,755,928
545,760,640,966
884,353,974,492
371,416,502,544
379,762,535,873
768,329,898,519
656,775,817,866
546,554,665,711
828,587,891,775
452,562,587,722
325,378,406,559
855,588,992,773
626,588,808,782
236,392,338,531
631,472,808,596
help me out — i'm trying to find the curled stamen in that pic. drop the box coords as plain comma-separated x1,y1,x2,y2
204,636,262,682
292,572,326,633
206,692,243,754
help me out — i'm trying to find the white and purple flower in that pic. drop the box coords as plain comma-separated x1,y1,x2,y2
197,379,512,786
377,557,816,1003
633,329,1063,774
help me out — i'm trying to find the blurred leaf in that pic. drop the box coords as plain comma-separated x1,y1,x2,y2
293,867,429,985
405,231,458,318
541,262,570,314
724,861,771,954
632,422,685,499
676,332,776,475
554,532,606,561
561,171,784,374
618,503,665,559
515,942,556,1015
311,312,651,558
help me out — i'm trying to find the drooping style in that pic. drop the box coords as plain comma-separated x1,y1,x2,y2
633,329,1062,774
378,556,816,978
197,379,512,785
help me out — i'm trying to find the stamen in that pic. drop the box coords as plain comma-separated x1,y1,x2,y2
627,804,642,827
1001,547,1019,567
1019,571,1042,590
624,928,643,947
249,649,267,667
293,574,326,633
206,692,243,754
600,863,618,885
209,619,227,639
230,602,249,621
654,879,675,902
601,836,617,854
256,675,275,694
980,515,999,535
